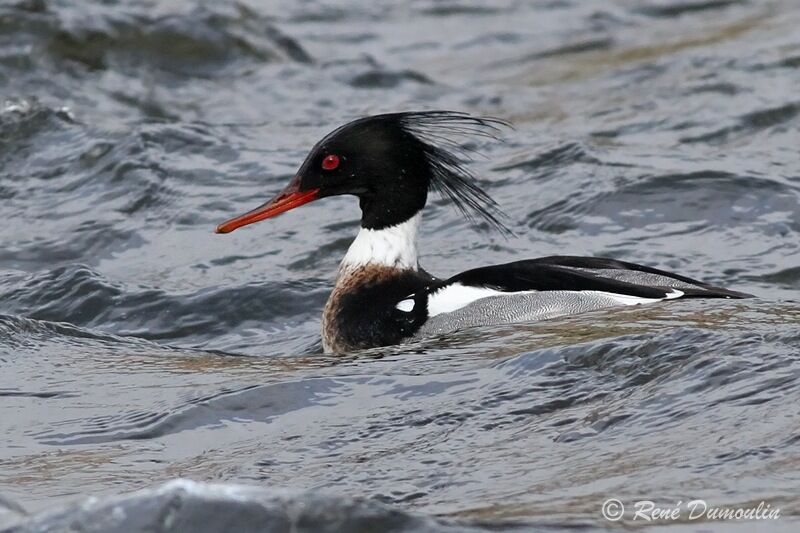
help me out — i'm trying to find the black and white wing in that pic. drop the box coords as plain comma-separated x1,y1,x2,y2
397,256,751,339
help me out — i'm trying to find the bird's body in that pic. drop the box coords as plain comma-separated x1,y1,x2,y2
216,111,751,354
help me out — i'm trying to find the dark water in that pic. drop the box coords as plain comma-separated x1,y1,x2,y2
2,0,800,530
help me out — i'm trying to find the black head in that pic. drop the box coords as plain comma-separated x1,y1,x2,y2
216,111,510,234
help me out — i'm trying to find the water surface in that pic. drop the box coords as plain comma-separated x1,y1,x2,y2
2,0,800,530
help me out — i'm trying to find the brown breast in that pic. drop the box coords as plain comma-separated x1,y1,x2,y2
321,264,416,353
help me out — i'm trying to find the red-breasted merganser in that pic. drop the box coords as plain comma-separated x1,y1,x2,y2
216,111,751,353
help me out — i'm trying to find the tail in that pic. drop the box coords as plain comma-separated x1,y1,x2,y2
680,285,754,299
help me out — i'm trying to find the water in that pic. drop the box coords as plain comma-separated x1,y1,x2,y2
2,0,800,530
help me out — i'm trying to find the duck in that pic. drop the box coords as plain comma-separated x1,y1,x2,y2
215,111,751,353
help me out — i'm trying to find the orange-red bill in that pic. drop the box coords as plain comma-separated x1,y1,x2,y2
215,182,320,234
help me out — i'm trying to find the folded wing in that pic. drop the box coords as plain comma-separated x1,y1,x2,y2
405,256,751,338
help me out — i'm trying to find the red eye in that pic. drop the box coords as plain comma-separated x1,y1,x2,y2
321,154,340,171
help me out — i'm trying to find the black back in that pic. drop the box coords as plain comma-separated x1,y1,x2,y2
437,256,753,299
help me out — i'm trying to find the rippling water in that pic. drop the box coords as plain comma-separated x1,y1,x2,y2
2,0,800,530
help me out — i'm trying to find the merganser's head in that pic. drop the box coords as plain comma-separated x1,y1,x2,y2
215,111,509,234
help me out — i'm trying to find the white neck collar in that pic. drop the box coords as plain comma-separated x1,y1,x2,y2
340,213,421,271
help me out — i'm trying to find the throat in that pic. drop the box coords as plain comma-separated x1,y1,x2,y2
341,213,421,271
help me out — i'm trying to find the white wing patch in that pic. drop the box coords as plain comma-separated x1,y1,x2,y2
427,284,536,317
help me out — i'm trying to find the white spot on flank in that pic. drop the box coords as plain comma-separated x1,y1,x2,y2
396,298,415,312
341,213,420,270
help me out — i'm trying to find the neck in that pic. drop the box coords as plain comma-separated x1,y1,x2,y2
340,213,421,271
